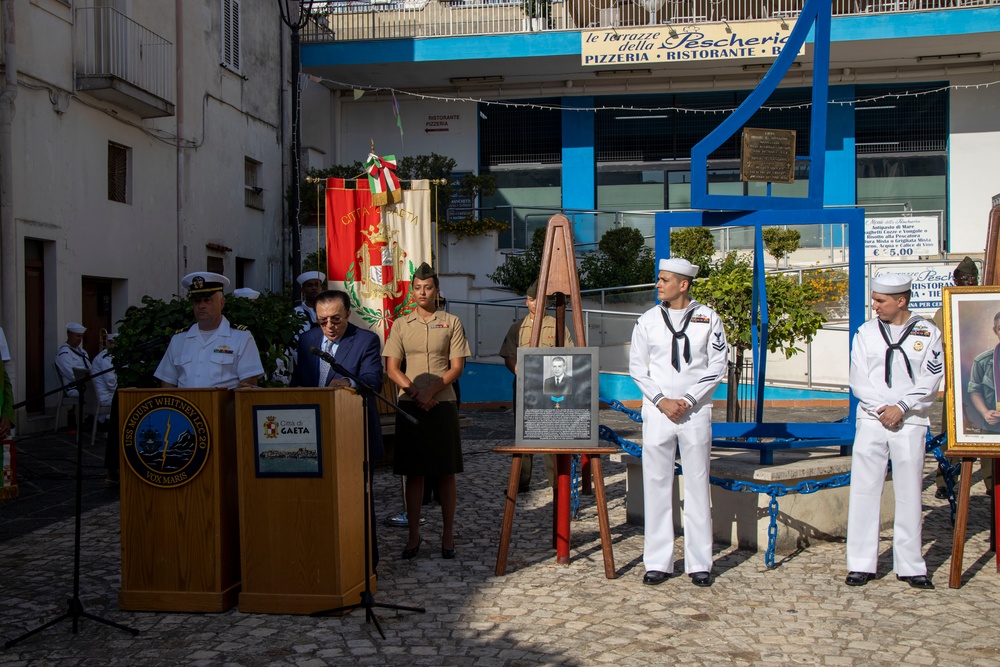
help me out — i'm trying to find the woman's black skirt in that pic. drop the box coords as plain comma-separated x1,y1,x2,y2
392,401,463,476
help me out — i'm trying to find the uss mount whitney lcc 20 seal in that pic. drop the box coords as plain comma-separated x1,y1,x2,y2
122,394,211,488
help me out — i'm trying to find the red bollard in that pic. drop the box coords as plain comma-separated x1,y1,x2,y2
555,453,571,564
580,454,592,495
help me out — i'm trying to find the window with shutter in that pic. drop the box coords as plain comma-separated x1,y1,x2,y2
221,0,242,74
108,142,130,204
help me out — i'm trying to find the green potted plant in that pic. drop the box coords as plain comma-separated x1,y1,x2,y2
112,291,304,388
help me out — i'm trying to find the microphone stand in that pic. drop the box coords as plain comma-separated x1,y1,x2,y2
5,361,139,648
307,348,424,638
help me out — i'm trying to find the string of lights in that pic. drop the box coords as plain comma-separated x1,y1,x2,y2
305,73,1000,114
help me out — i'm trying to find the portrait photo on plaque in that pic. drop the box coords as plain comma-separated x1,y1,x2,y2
942,286,1000,454
515,347,599,448
253,405,323,477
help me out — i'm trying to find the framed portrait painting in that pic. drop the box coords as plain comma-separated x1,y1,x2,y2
942,286,1000,456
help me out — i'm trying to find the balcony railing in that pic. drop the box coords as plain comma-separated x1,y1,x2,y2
302,0,998,42
75,7,174,117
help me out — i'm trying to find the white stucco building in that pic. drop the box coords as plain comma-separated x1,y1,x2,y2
0,0,290,428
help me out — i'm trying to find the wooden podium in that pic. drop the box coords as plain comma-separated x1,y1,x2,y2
234,388,370,614
117,388,240,612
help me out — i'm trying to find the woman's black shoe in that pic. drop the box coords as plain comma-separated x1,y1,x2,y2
401,539,422,560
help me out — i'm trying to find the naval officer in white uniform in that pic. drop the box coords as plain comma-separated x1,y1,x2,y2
629,257,728,587
845,273,943,589
154,272,264,389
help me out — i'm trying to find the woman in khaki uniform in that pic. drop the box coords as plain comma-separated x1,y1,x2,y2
384,263,471,560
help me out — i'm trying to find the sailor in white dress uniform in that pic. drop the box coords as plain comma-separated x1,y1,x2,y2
845,272,943,589
294,271,326,333
55,322,91,398
629,258,728,587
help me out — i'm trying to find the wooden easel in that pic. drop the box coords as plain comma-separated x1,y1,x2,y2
493,214,617,578
948,454,999,588
948,196,1000,588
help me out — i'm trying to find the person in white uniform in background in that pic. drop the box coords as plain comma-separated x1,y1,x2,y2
233,287,261,300
155,273,264,389
91,332,118,425
55,322,91,398
0,326,10,363
629,257,728,588
294,271,326,332
845,273,943,589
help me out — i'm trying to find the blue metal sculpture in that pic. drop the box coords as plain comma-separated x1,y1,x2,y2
654,0,866,463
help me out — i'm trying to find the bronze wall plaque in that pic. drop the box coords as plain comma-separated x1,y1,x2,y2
741,128,796,184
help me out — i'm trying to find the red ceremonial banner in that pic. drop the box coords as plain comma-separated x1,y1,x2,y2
325,178,379,282
325,177,428,341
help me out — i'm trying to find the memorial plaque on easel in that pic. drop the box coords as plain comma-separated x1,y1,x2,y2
494,214,617,579
516,346,599,448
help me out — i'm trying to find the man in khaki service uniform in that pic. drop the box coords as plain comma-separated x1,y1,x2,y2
930,257,991,497
499,280,574,491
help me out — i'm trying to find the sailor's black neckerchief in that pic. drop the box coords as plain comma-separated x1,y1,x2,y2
659,302,698,372
67,345,90,368
878,316,921,388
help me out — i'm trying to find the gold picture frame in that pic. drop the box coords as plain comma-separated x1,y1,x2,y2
942,285,1000,456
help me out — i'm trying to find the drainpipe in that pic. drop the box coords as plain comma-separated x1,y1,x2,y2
0,0,18,372
279,17,287,292
175,0,184,290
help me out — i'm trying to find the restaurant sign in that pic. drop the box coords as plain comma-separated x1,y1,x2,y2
582,20,799,67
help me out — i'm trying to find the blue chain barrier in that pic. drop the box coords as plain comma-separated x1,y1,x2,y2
602,398,643,423
599,397,961,567
927,431,960,523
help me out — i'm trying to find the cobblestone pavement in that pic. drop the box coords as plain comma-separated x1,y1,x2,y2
3,407,1000,666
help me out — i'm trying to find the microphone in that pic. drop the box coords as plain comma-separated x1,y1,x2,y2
310,345,418,425
309,345,336,365
310,344,354,387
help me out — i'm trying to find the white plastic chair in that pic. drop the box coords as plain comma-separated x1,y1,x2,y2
52,362,78,433
73,368,111,446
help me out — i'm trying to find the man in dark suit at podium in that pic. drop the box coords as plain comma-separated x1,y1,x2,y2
290,289,384,568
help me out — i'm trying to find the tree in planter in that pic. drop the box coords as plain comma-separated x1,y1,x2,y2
521,0,552,27
437,173,504,240
669,227,716,278
687,252,825,421
302,247,327,275
295,163,363,231
488,227,548,295
579,226,655,293
439,216,511,241
761,226,801,268
111,292,303,389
